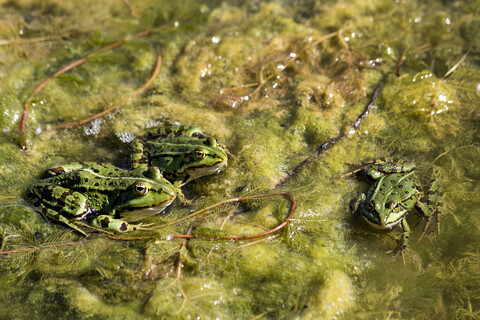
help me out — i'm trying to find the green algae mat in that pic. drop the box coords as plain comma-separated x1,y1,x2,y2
1,0,479,318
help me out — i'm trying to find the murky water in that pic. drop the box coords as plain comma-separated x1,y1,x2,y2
0,0,479,319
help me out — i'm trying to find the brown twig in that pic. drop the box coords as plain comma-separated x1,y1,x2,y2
276,80,384,187
395,51,407,77
47,51,162,130
176,223,194,301
170,196,294,240
337,29,353,65
108,192,296,241
18,21,175,149
123,0,137,18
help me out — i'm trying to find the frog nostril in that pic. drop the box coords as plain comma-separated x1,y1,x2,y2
388,202,400,212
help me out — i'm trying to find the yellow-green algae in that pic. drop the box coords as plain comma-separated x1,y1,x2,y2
1,0,480,319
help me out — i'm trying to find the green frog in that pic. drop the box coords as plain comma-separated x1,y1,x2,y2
340,159,442,260
26,162,177,236
129,124,228,202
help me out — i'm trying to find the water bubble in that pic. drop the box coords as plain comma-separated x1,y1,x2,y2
115,132,134,143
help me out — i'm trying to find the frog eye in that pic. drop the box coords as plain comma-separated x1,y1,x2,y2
366,201,375,211
134,182,149,196
194,149,206,160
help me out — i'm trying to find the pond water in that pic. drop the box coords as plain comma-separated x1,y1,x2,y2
0,0,479,319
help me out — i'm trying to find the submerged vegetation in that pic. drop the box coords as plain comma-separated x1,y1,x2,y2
0,0,479,318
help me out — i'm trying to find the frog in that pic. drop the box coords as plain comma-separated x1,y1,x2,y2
26,162,177,236
129,124,228,202
340,158,442,260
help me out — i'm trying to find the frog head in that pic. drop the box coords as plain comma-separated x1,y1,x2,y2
176,137,228,184
360,197,408,230
113,167,176,220
359,174,416,230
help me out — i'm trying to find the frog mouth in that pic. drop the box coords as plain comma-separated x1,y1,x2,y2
188,160,227,179
361,212,405,230
117,202,173,222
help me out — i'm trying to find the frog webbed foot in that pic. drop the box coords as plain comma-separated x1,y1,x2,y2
177,192,194,206
392,239,408,265
173,183,194,206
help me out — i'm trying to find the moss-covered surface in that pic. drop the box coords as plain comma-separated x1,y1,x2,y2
1,0,479,318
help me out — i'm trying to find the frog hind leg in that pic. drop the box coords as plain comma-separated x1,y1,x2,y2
27,184,90,236
338,159,387,178
91,215,152,233
46,162,90,176
340,158,414,179
394,218,411,264
416,179,442,242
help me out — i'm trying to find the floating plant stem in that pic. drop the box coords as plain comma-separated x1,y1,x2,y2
0,35,64,46
442,50,469,79
0,238,87,256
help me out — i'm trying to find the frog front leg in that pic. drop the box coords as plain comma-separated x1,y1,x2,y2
91,215,153,233
173,181,192,205
415,179,442,242
350,193,366,216
130,139,149,170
